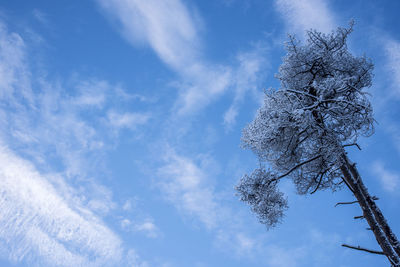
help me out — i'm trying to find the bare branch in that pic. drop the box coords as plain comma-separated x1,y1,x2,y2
310,174,323,194
276,155,322,180
310,166,331,195
354,215,364,220
343,143,361,150
335,200,358,207
342,244,386,256
284,89,318,100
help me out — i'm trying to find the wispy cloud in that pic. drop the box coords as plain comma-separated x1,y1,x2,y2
372,161,399,193
96,0,230,114
261,228,343,267
385,38,400,96
173,64,232,115
0,18,150,266
119,199,161,239
133,219,160,238
107,110,150,130
0,22,32,102
156,147,268,257
97,0,201,71
1,65,148,178
96,0,267,117
0,145,123,266
275,0,335,35
122,218,160,238
264,245,305,267
157,149,219,229
72,80,108,108
223,46,268,128
32,9,49,25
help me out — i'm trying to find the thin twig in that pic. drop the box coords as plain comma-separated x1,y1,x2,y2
343,143,362,150
277,155,322,180
342,244,386,255
335,200,358,207
310,174,323,194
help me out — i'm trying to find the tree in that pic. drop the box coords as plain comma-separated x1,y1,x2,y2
236,23,400,266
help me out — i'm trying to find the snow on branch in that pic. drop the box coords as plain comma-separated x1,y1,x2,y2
238,22,374,226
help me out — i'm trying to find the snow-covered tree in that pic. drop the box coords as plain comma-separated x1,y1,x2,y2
237,23,400,266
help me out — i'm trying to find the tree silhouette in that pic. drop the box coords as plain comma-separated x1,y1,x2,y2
236,23,400,266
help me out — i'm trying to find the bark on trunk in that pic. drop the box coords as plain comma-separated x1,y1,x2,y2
347,161,400,258
340,154,400,266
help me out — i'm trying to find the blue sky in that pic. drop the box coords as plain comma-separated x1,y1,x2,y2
0,0,399,266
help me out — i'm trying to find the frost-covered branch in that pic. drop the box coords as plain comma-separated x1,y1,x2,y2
276,154,322,180
237,23,400,266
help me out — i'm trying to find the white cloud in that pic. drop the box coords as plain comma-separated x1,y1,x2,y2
156,147,267,258
236,233,255,251
157,149,219,229
0,22,32,102
107,110,150,130
134,219,160,238
73,80,108,108
86,182,117,215
0,62,107,178
0,145,123,266
379,121,400,161
97,0,200,71
96,0,230,114
0,24,148,177
72,78,151,107
265,245,305,267
155,146,354,262
32,9,49,25
275,0,335,35
96,0,265,116
126,249,149,267
385,39,400,96
223,46,268,128
121,218,132,229
372,161,399,193
121,217,160,238
122,199,136,211
173,64,232,115
227,232,257,256
0,18,151,267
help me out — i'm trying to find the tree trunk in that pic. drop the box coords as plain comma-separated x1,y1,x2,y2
340,154,400,266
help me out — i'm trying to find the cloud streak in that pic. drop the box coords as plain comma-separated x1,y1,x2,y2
223,47,267,128
275,0,335,35
385,38,400,96
97,0,232,114
97,0,200,71
0,18,151,267
97,0,267,118
157,149,219,229
372,161,399,193
0,145,123,266
156,147,270,257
